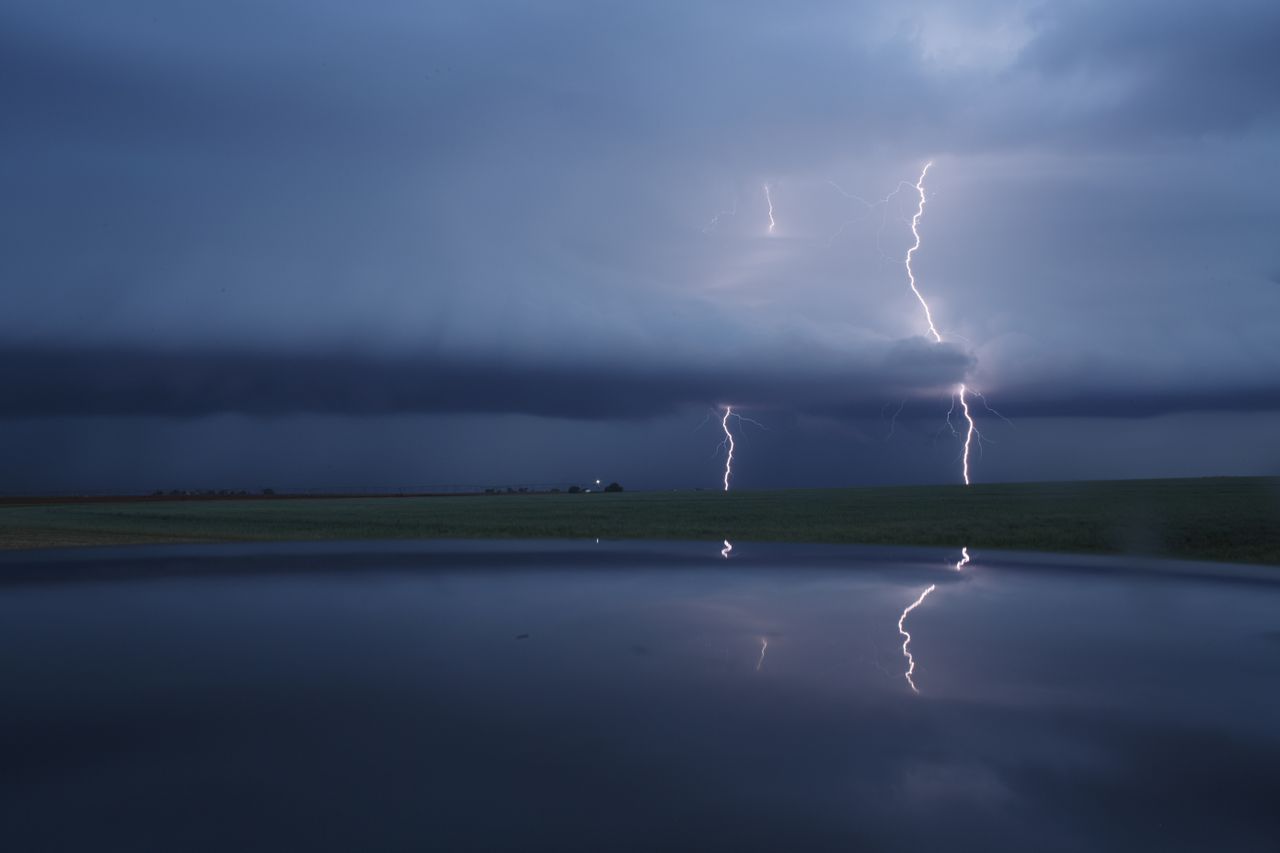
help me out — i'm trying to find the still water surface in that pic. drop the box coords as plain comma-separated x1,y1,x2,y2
3,540,1279,851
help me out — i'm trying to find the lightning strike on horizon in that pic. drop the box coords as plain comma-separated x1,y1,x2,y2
958,384,978,486
764,184,776,235
721,406,736,491
954,546,970,571
712,406,761,555
709,407,762,497
898,584,936,694
756,636,769,671
898,161,994,485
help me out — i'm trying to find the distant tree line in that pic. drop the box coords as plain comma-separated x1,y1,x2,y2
151,488,274,497
483,482,624,494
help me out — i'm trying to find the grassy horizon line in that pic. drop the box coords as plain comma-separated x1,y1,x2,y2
2,476,1278,566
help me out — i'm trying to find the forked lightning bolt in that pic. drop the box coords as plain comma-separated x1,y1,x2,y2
721,406,736,491
826,177,916,247
900,161,986,485
713,406,765,557
906,162,942,344
958,384,977,486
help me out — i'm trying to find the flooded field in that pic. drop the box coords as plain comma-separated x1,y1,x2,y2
3,541,1278,851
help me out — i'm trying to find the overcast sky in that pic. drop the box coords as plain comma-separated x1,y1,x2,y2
3,0,1279,492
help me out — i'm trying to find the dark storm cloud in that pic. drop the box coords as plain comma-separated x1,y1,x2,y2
939,385,1280,420
6,343,1278,422
2,0,1279,488
798,379,1280,421
0,341,971,419
1018,0,1280,139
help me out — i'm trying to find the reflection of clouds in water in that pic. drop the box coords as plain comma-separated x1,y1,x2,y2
676,558,965,683
895,761,1014,809
8,540,1280,850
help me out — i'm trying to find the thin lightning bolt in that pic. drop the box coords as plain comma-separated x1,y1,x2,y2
826,178,915,250
702,199,738,234
972,390,1015,427
958,384,977,487
713,406,761,557
764,184,776,235
941,395,959,438
884,399,906,441
898,161,991,485
721,406,736,491
905,162,942,344
898,584,936,694
756,636,769,671
730,412,768,431
954,546,970,571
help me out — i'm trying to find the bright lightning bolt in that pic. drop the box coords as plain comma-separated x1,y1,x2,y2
954,546,970,571
905,162,942,344
712,407,765,478
764,184,776,235
721,406,736,491
898,584,936,694
712,407,763,557
958,384,977,487
756,636,769,672
897,161,996,485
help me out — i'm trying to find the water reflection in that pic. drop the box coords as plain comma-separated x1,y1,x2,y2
897,583,937,694
898,547,972,693
2,540,1278,853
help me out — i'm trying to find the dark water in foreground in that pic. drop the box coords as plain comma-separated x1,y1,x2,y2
3,541,1279,852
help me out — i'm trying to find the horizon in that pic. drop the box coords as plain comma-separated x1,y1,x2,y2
5,473,1275,502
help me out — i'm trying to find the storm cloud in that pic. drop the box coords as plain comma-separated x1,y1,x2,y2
0,340,970,419
2,0,1278,490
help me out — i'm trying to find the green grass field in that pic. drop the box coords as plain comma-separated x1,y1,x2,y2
2,477,1278,565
